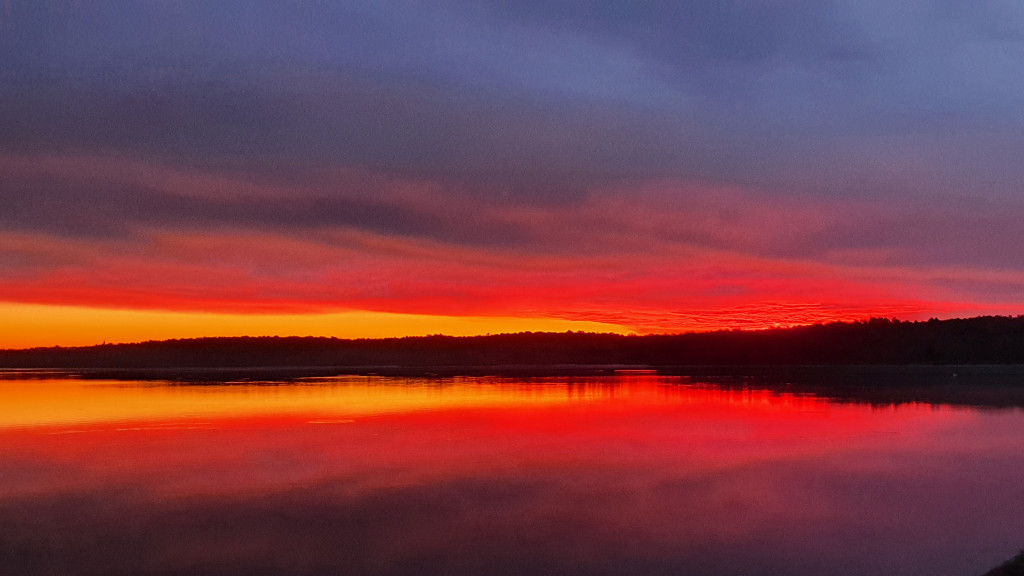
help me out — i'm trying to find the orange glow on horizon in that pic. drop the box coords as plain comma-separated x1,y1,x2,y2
1,299,1006,350
0,302,632,349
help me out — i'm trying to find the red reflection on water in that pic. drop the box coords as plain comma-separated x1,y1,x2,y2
1,376,1022,576
0,378,968,499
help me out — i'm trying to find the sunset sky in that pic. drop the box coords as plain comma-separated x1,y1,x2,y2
2,1,1024,348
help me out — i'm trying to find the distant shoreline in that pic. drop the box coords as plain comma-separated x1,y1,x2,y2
3,316,1024,369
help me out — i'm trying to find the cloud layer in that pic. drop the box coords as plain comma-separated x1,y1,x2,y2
2,1,1023,333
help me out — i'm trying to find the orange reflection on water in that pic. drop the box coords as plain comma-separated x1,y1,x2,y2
2,373,1022,576
0,374,971,499
0,373,847,429
0,375,584,428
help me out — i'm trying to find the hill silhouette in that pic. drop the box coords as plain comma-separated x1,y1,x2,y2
984,552,1024,576
2,316,1024,369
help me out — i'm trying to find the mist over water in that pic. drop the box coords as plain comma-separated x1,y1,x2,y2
1,371,1023,576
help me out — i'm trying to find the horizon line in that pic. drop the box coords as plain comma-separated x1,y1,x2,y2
4,314,1022,353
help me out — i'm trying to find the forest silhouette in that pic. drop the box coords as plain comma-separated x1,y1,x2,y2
2,316,1024,369
983,552,1024,576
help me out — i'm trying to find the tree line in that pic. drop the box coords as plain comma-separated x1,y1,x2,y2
2,316,1024,368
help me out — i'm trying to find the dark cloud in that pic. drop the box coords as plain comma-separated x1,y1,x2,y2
0,70,726,202
468,0,874,67
0,163,532,248
3,0,1023,202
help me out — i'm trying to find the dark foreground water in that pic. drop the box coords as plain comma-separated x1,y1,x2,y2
2,369,1023,576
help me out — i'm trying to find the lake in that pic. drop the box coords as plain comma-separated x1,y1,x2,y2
1,369,1023,575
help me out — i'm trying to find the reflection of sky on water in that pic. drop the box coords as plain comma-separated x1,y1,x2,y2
1,374,1023,575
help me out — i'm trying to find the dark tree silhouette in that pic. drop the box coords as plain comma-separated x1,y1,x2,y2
983,551,1024,576
2,316,1024,369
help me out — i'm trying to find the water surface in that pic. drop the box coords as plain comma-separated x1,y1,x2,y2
2,370,1023,575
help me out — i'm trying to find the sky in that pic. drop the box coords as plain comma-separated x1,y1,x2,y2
2,1,1024,347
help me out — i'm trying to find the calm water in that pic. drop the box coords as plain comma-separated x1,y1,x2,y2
2,370,1023,576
